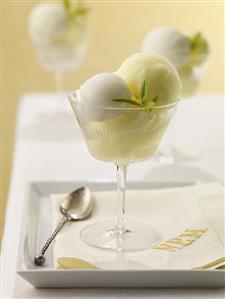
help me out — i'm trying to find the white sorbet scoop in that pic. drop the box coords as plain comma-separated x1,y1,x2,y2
29,3,67,46
142,27,190,68
79,73,131,121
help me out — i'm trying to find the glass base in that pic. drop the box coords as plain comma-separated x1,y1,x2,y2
80,221,161,251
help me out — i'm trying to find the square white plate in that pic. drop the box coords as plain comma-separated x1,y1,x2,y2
17,181,225,288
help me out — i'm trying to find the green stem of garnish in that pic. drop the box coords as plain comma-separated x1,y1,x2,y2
112,80,159,111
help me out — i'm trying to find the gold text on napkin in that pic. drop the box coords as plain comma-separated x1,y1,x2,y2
154,228,208,252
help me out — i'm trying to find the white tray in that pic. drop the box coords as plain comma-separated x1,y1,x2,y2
17,181,225,288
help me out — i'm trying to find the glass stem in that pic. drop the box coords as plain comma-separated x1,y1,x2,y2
55,71,64,93
115,164,127,233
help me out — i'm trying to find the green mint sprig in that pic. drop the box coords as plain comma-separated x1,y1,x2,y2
188,31,209,60
63,0,71,12
112,80,158,111
63,0,89,23
189,32,203,50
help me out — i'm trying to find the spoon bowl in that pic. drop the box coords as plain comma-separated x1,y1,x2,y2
60,187,92,220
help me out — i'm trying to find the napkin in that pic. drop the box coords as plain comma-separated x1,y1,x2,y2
51,183,225,270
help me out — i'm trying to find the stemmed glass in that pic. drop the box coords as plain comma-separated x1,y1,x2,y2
34,37,88,93
69,90,179,251
28,2,89,127
157,62,208,164
29,1,89,93
31,31,88,126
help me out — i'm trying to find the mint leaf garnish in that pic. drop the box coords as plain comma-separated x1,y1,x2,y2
63,0,89,24
152,95,158,103
63,0,71,12
189,32,203,50
146,96,158,109
112,81,159,111
75,1,89,16
112,99,141,107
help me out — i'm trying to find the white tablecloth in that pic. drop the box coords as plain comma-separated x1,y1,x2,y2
1,93,224,298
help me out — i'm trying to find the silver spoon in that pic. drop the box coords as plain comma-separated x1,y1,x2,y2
34,187,93,266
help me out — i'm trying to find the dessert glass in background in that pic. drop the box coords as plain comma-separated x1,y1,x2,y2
69,53,181,251
28,1,89,128
29,0,89,92
142,27,210,163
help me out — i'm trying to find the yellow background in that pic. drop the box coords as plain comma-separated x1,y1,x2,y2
1,0,224,238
